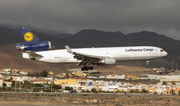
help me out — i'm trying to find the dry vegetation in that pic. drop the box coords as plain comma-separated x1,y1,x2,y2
0,93,180,106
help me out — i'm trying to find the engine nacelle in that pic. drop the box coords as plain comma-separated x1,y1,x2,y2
99,58,116,65
16,41,51,51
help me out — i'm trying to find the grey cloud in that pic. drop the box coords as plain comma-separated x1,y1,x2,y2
0,0,180,40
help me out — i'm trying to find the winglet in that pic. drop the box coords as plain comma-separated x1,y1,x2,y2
65,45,74,54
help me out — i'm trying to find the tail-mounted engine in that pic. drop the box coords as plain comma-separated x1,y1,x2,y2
16,41,51,51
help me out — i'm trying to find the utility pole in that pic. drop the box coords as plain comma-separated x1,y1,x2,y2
176,63,178,71
171,88,172,106
51,75,53,94
14,81,16,93
51,77,52,93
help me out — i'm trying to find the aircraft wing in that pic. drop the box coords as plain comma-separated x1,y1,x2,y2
65,45,107,66
65,46,104,59
25,51,43,57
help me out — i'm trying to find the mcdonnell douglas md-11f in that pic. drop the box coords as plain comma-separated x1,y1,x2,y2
16,27,168,71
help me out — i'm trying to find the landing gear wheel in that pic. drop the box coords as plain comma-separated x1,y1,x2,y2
89,66,94,70
81,66,94,71
81,67,85,71
85,67,89,71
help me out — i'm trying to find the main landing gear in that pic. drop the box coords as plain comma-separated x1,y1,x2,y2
81,66,94,71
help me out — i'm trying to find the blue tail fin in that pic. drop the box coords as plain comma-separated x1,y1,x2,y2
19,27,41,43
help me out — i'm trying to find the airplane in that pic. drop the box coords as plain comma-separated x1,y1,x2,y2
16,27,168,71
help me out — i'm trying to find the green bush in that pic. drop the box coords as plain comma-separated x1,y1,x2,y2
44,88,51,92
91,88,97,93
65,87,73,90
141,89,148,93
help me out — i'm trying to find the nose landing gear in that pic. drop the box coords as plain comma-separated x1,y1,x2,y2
146,61,150,68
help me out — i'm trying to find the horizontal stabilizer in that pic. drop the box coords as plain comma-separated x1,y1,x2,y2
25,51,43,57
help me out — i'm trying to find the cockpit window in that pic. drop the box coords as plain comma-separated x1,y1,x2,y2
160,50,164,52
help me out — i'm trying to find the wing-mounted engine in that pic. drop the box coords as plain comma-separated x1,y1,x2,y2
98,58,116,65
16,41,51,51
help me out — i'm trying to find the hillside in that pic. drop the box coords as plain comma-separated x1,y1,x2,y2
0,26,179,73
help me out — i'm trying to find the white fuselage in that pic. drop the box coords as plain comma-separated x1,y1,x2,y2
22,46,167,64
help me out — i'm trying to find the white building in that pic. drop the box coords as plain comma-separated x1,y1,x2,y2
3,69,11,72
3,81,12,87
0,77,3,87
0,70,10,74
81,85,93,91
11,69,19,74
20,71,28,75
16,76,32,82
87,76,98,79
148,75,180,80
29,79,51,84
103,75,125,79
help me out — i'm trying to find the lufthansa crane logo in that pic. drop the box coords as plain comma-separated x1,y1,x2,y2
24,32,33,42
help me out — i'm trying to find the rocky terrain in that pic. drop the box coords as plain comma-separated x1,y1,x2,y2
0,93,180,106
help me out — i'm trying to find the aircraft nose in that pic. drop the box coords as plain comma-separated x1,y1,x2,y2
164,51,168,56
162,51,168,56
160,50,168,57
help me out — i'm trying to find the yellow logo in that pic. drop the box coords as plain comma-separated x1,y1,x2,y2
24,32,33,42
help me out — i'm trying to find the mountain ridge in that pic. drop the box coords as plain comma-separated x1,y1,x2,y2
0,26,179,71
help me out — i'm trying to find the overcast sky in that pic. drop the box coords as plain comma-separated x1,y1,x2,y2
0,0,180,40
